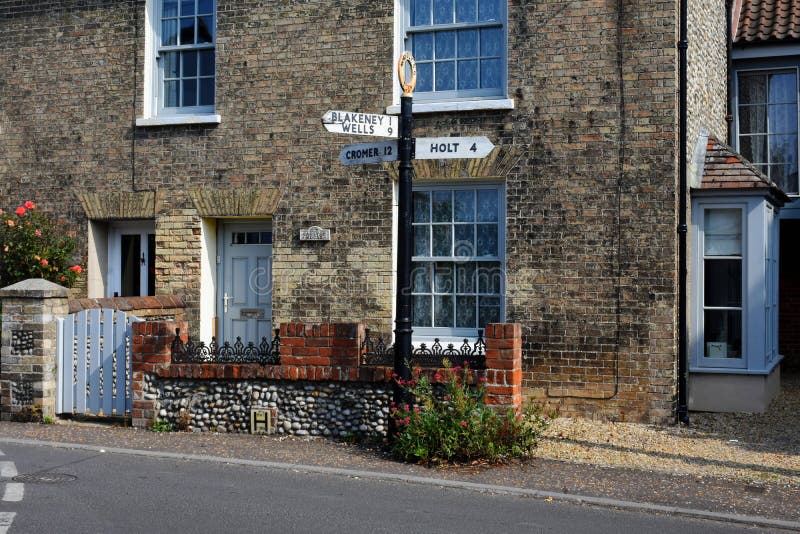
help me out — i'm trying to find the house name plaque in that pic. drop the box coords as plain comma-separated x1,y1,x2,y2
299,226,331,241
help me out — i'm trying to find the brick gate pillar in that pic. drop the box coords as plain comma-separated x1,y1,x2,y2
0,279,69,421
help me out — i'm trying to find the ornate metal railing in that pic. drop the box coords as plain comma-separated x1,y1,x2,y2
171,328,280,365
361,328,486,369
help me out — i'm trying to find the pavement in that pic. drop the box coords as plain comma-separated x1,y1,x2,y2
1,420,799,531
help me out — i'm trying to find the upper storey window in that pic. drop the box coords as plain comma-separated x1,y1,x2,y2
157,0,216,113
403,0,507,102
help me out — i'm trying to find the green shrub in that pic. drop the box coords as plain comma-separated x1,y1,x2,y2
0,200,82,287
390,360,551,464
149,418,174,432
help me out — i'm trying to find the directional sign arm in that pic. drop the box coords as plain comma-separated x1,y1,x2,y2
413,136,495,160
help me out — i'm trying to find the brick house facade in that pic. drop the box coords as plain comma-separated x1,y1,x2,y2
0,1,753,422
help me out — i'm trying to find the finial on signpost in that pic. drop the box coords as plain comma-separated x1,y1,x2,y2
397,51,417,97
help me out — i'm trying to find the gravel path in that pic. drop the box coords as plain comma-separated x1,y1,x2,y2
537,373,800,486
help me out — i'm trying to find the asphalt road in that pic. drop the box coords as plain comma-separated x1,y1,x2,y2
0,442,779,533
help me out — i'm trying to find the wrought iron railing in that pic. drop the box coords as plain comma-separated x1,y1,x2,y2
170,328,280,365
360,328,486,369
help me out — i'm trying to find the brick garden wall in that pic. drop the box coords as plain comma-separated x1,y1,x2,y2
0,0,692,422
131,321,523,433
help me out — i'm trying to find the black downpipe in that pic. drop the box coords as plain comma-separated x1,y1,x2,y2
677,0,690,425
726,0,734,144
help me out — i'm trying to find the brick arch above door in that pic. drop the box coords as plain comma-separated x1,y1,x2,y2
76,191,162,220
188,188,282,217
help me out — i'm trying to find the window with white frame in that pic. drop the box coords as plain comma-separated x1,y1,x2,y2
411,185,504,337
154,0,216,115
402,0,507,101
736,69,799,194
701,208,744,362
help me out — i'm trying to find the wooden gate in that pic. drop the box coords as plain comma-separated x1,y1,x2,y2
56,309,142,416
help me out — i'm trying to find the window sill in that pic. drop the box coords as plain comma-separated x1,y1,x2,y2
136,114,222,127
385,98,514,115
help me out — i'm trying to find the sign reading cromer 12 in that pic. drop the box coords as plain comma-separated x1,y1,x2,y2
322,111,399,138
339,141,398,166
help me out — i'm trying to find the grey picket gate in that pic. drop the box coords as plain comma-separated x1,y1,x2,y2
56,309,143,416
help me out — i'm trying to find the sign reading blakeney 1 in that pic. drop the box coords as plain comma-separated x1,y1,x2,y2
339,141,398,166
414,136,495,160
322,111,399,138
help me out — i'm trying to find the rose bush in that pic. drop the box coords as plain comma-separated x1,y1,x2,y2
0,201,82,287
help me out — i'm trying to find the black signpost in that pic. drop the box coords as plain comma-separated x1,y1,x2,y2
391,53,417,436
321,53,494,440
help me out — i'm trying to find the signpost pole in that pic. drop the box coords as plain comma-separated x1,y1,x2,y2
391,53,416,441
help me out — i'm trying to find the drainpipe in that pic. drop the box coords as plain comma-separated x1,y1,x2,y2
676,0,690,424
726,0,734,144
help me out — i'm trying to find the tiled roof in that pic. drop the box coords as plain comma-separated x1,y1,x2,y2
734,0,800,44
699,136,789,201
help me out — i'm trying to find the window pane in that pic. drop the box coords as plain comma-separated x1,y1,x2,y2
163,0,179,18
413,225,430,256
456,263,476,293
704,209,741,256
704,310,742,358
480,27,502,56
412,33,434,61
413,295,433,327
478,0,501,21
433,0,453,24
769,104,797,134
454,190,474,222
180,0,195,16
198,0,213,15
162,51,179,78
432,225,452,256
454,224,474,256
738,104,766,135
182,79,197,106
198,15,214,43
412,0,432,26
413,191,431,222
458,60,479,90
434,262,454,292
738,74,766,105
456,0,477,22
432,190,452,222
199,50,215,76
739,135,767,164
476,189,498,221
412,263,432,292
183,50,197,76
477,262,502,293
769,72,796,104
436,31,456,59
416,63,434,92
180,17,195,44
164,80,179,107
456,296,477,328
770,134,798,164
479,296,501,327
199,78,214,106
704,259,742,307
476,224,498,256
161,19,178,46
147,234,156,296
458,29,479,57
245,232,259,244
435,295,454,327
435,61,455,91
480,58,501,89
773,164,799,194
260,232,272,244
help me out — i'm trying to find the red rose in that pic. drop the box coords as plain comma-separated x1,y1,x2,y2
24,201,35,209
68,265,83,274
40,259,48,266
15,206,26,216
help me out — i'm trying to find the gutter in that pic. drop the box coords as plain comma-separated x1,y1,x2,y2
676,0,690,424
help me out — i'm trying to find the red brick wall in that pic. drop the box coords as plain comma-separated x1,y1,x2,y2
780,220,800,370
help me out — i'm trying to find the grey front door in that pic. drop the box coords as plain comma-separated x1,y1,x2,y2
218,222,273,344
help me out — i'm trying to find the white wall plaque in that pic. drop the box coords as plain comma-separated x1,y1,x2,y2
300,226,331,241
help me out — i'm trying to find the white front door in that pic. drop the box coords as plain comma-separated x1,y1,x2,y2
218,222,273,345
